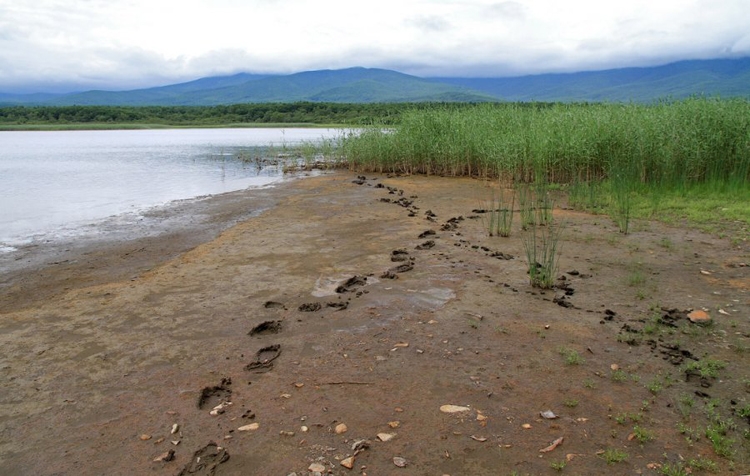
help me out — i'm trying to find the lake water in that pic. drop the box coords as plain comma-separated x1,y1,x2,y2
0,128,339,250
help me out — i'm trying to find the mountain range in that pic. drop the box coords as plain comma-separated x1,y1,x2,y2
1,57,749,106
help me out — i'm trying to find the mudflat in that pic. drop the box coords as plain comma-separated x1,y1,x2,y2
1,171,748,475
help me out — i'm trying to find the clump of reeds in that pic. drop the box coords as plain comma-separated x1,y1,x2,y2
483,187,515,237
523,221,563,289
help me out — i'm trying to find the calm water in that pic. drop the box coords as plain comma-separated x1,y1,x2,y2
0,128,338,249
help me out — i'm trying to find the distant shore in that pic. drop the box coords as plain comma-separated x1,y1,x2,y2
0,122,342,131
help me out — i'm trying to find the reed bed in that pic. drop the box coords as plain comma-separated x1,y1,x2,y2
338,98,750,194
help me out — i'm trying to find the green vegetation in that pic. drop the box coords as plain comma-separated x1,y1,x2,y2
683,358,727,379
340,98,750,234
601,448,628,464
483,187,515,237
558,347,584,365
0,103,425,128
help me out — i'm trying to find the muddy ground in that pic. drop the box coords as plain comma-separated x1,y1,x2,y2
1,171,749,476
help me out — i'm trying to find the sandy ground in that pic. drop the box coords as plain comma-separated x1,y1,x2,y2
1,171,749,476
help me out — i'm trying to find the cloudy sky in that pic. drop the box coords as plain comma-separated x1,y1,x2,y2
1,0,749,93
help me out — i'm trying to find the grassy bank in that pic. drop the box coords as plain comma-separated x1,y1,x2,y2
338,98,750,235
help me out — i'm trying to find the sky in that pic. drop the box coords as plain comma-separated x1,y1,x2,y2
1,0,749,93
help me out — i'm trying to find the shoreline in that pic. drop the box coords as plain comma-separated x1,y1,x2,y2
0,171,321,313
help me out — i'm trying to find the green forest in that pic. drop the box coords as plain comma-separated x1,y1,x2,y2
0,103,447,128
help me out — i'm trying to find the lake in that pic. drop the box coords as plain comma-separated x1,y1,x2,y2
0,128,340,250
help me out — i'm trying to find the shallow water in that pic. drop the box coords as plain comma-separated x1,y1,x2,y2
0,128,339,248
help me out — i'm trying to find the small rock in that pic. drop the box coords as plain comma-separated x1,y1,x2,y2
308,462,326,472
540,410,558,419
170,423,179,434
377,433,396,442
140,434,152,441
280,430,295,436
171,440,180,446
700,270,711,275
153,449,175,462
335,423,348,434
394,342,409,348
440,404,471,413
294,382,304,388
610,363,619,371
521,423,532,429
340,456,355,469
470,435,487,442
388,421,400,428
393,456,408,468
238,423,259,431
476,414,488,422
688,309,711,324
300,426,309,432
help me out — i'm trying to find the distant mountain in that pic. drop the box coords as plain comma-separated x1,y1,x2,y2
434,57,750,102
27,68,494,106
1,58,749,106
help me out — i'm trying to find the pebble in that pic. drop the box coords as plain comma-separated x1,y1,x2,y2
393,456,408,467
153,449,175,462
540,410,558,419
238,423,260,431
340,456,355,469
521,423,532,429
170,424,179,434
688,309,711,324
377,433,396,442
139,434,152,441
280,431,295,436
335,423,348,434
388,421,400,428
440,404,470,413
301,426,309,432
308,463,326,472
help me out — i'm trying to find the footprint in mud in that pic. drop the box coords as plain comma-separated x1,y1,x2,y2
440,216,464,231
178,442,229,476
418,230,436,239
197,378,232,410
391,249,412,262
381,263,414,279
335,275,368,294
415,240,435,250
249,320,283,336
263,301,287,310
245,344,282,373
326,300,349,310
298,302,322,312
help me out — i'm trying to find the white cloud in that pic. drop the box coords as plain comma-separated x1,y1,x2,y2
0,0,748,92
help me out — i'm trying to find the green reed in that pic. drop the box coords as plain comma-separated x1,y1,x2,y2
339,98,750,189
338,98,750,230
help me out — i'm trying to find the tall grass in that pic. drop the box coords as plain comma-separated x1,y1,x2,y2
339,98,750,193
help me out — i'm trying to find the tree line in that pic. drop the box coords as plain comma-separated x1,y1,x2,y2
0,102,565,127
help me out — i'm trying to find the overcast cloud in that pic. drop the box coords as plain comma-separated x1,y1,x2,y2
1,0,749,93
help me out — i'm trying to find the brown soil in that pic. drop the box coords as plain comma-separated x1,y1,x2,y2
1,171,749,475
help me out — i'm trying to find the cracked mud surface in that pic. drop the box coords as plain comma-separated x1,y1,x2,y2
1,171,749,475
